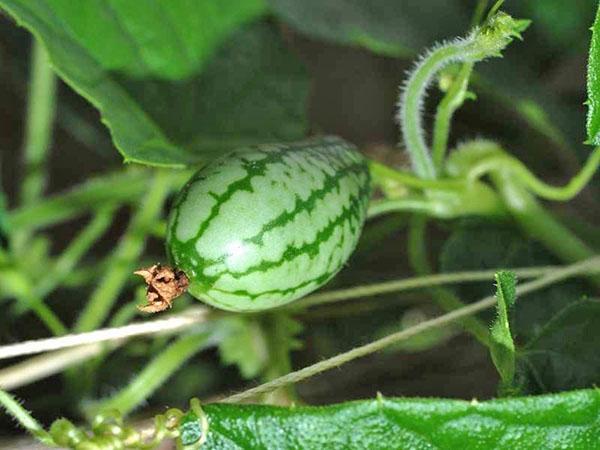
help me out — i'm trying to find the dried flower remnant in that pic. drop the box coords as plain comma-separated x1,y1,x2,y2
135,264,189,313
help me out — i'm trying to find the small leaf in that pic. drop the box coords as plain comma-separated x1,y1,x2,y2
0,2,308,167
587,2,600,145
219,316,269,379
199,390,600,449
489,271,517,389
518,298,600,394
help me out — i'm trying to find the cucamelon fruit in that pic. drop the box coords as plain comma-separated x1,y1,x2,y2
166,136,371,312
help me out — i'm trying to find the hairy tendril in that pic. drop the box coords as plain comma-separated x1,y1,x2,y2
397,11,530,179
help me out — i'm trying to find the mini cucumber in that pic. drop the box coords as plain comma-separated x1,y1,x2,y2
166,136,371,312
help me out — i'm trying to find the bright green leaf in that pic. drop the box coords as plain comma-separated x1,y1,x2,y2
219,316,269,379
198,390,600,449
36,0,266,80
0,2,309,167
519,298,600,394
490,271,517,390
587,3,600,145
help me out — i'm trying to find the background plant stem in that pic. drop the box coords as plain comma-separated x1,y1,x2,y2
19,40,56,207
407,215,492,346
87,330,212,418
74,171,172,332
13,40,57,253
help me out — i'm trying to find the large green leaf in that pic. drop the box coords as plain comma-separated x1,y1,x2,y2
0,1,309,167
587,2,600,145
26,0,267,80
268,0,468,57
518,299,600,394
193,390,600,449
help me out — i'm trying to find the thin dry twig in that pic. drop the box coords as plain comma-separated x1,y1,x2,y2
0,342,119,390
0,307,210,360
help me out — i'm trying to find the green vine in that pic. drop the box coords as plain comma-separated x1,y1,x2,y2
397,11,529,179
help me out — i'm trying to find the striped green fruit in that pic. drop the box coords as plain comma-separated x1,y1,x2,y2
166,136,371,312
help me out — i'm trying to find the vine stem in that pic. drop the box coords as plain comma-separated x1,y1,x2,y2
36,206,115,298
222,256,600,404
0,390,54,446
407,215,490,346
74,170,172,332
368,160,464,191
12,40,57,254
493,173,598,270
19,40,57,207
88,330,213,417
0,263,570,361
8,169,189,232
468,146,600,201
0,263,577,392
397,12,529,179
431,62,474,170
367,197,436,218
295,265,561,308
260,314,300,405
398,43,466,179
471,0,490,27
11,207,115,324
0,269,67,335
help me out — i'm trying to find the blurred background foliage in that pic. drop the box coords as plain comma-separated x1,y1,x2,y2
0,0,598,443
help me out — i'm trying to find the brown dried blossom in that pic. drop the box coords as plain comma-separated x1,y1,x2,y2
134,264,189,313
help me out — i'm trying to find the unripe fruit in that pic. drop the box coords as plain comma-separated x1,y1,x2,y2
166,136,371,312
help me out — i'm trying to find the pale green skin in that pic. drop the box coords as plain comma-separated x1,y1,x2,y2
167,137,371,312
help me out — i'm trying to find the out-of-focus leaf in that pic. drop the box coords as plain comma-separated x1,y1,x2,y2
0,1,309,167
196,390,600,449
376,308,457,354
441,222,598,395
519,0,596,52
490,271,517,389
219,316,268,379
268,0,469,57
439,221,587,342
587,2,600,145
518,299,600,394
